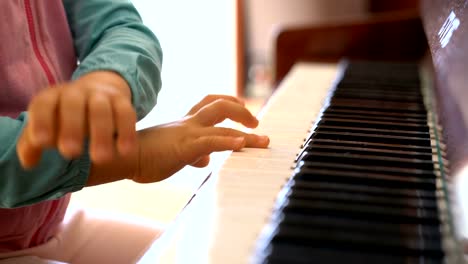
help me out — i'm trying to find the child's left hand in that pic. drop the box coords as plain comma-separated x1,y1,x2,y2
17,71,137,168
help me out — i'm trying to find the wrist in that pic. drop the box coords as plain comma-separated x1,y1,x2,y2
76,71,132,100
86,150,138,186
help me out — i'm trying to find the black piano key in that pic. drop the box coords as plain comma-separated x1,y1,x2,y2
309,138,433,152
336,82,421,90
333,91,424,103
340,68,420,78
338,74,421,84
276,213,441,240
322,112,428,124
296,161,437,180
286,189,438,210
282,198,440,225
344,60,419,70
340,72,420,80
337,83,422,90
264,244,442,264
302,144,433,160
298,152,435,171
294,167,436,190
316,125,430,138
269,225,443,258
342,62,420,81
334,85,422,94
295,142,434,163
336,83,422,91
334,89,422,97
283,198,439,225
298,137,434,163
326,106,428,119
311,131,431,147
330,98,426,113
291,180,438,199
317,117,430,132
319,126,430,138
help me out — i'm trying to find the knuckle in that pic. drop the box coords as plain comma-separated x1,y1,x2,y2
211,99,229,111
116,99,136,120
223,128,241,137
62,85,80,96
89,94,109,110
29,91,52,111
205,94,219,102
116,97,133,111
216,127,230,135
197,138,216,155
202,95,212,102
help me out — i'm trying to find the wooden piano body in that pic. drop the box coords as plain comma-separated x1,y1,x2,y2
138,0,468,263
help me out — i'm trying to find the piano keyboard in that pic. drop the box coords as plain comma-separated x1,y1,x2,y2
137,62,462,264
253,61,459,263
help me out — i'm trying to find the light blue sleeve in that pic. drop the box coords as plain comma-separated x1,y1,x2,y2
0,114,90,208
63,0,163,120
0,1,162,208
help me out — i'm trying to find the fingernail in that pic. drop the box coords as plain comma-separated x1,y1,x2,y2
248,118,259,128
259,135,270,144
234,137,245,145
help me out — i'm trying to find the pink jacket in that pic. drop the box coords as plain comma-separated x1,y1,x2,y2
0,0,161,252
0,0,76,252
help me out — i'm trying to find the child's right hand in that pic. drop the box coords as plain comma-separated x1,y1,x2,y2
17,71,136,169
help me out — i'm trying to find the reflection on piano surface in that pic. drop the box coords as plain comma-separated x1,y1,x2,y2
138,0,468,263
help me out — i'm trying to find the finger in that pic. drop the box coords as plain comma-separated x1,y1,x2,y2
17,125,43,169
245,134,270,148
187,95,245,116
88,93,115,163
191,155,210,168
112,96,137,156
204,127,270,148
188,137,246,161
27,88,59,147
57,87,86,158
190,99,259,128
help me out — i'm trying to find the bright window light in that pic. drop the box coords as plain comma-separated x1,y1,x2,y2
132,0,236,129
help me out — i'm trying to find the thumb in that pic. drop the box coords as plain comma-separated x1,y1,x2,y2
16,125,43,169
191,155,211,168
189,136,246,158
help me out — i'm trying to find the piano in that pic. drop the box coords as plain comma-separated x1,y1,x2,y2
138,0,468,263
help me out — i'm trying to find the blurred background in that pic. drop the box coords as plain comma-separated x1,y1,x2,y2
70,0,420,226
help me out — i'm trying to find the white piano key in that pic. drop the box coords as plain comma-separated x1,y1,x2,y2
137,63,340,264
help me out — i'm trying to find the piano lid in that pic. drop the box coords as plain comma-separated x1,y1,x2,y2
421,0,468,175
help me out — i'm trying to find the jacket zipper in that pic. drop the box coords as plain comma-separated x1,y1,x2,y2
24,0,56,85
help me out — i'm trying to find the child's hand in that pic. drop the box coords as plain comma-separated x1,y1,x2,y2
17,71,136,169
131,95,270,183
